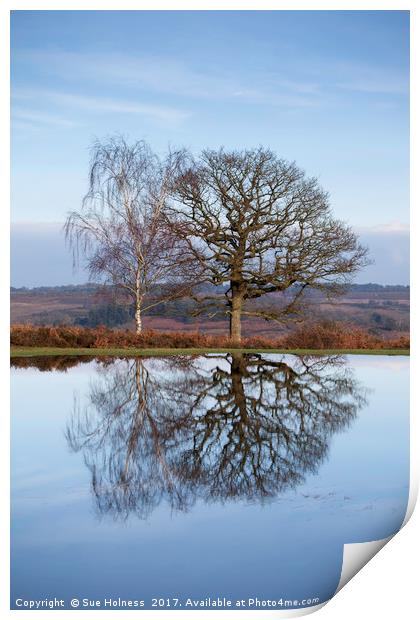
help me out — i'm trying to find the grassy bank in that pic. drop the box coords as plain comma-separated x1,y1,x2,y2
11,346,410,358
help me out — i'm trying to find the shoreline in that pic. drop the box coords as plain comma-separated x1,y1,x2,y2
10,346,410,358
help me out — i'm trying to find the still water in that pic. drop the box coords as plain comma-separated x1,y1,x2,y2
11,354,409,610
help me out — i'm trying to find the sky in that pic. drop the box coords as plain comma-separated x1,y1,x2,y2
10,10,410,286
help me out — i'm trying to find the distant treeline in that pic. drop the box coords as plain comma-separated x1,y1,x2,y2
11,283,100,293
72,299,199,328
11,282,410,330
10,282,410,294
350,283,409,292
74,303,134,328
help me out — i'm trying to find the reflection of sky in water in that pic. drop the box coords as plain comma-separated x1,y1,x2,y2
11,355,409,609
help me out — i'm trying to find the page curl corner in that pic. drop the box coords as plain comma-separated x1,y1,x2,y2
334,536,393,596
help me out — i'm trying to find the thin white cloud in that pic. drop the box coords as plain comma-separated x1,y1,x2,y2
356,221,410,235
15,49,321,108
331,60,409,96
14,48,408,113
13,109,79,128
11,221,64,231
337,78,408,96
11,119,42,132
46,91,189,123
12,88,189,124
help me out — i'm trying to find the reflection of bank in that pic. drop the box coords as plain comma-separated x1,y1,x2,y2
64,353,367,520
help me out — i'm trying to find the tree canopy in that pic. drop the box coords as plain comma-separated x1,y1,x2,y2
64,137,200,333
170,147,369,341
66,138,369,341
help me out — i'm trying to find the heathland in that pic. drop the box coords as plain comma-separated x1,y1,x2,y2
11,283,409,355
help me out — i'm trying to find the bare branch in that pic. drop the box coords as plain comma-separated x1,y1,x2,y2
169,147,370,341
64,136,203,333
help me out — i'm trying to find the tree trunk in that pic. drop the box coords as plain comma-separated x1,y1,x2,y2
135,267,143,334
135,305,142,334
229,286,243,343
231,352,247,414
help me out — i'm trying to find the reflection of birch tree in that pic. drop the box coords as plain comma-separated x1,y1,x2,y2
66,354,367,520
66,358,193,519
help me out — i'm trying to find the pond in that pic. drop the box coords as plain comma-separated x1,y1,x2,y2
11,353,409,611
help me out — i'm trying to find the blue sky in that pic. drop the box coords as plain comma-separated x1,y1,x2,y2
10,10,409,285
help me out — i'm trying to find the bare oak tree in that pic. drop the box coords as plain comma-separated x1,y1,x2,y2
170,147,369,342
65,136,199,333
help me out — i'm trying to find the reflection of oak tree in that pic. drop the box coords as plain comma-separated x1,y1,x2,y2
166,353,367,502
66,354,366,519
